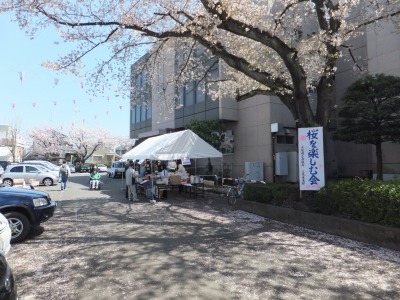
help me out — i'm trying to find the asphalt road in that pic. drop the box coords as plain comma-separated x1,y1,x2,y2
8,172,400,300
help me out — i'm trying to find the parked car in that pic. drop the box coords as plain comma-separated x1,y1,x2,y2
0,185,57,243
19,163,60,178
0,213,11,256
0,164,58,187
97,164,108,173
107,161,125,178
0,253,17,299
68,163,76,173
0,162,10,172
80,164,91,173
0,212,16,299
23,160,59,172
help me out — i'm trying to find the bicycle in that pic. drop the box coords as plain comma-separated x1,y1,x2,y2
224,174,266,206
224,174,249,206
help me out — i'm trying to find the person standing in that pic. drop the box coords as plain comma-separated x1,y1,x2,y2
125,162,138,201
125,160,133,199
159,163,169,184
59,160,71,190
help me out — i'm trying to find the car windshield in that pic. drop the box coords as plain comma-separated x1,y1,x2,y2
34,165,48,172
114,162,124,168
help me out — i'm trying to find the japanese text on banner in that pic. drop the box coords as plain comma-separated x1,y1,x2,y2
298,127,325,191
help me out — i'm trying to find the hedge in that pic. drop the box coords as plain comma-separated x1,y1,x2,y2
243,179,400,228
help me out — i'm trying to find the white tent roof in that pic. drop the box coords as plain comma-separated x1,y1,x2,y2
122,129,222,161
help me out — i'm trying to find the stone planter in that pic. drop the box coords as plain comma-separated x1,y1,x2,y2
237,200,400,252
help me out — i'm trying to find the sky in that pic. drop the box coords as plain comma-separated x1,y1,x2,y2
0,12,134,137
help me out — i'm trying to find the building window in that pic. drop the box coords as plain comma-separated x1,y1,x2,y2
276,135,294,144
141,104,147,121
195,80,205,103
206,65,219,102
177,86,184,107
131,109,136,124
135,105,141,123
185,81,195,106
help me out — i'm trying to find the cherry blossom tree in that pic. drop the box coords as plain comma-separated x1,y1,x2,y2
67,126,117,164
28,126,67,160
115,136,136,153
28,126,118,163
1,0,400,129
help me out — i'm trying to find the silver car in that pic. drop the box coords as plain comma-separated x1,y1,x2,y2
68,163,76,173
0,164,58,187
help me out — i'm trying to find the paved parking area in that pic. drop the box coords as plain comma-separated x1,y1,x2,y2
8,173,400,299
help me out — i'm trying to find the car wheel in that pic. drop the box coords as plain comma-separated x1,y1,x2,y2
43,178,54,186
5,212,31,243
2,179,13,187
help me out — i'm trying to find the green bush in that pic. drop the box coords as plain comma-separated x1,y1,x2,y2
314,179,400,226
244,184,273,203
243,179,400,228
244,183,297,205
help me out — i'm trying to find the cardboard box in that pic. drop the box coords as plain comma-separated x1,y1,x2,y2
169,175,181,185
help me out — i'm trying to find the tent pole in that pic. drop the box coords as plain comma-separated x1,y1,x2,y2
221,155,223,187
150,159,155,202
121,164,125,190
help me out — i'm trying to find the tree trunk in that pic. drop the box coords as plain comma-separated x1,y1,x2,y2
376,142,383,180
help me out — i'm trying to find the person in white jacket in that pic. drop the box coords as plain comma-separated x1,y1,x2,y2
125,162,138,201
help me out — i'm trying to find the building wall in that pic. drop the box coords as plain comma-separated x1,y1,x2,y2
130,19,400,181
335,20,400,178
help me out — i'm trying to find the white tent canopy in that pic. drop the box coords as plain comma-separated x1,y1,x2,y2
122,129,222,161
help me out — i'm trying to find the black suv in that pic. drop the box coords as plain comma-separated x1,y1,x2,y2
0,185,57,243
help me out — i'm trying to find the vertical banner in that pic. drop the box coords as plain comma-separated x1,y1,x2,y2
298,127,325,191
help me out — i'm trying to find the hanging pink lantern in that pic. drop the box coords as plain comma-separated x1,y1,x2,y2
18,71,25,83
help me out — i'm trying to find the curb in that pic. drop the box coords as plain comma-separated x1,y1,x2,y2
237,200,400,252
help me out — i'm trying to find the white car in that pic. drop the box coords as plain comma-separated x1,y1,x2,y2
24,160,59,172
68,164,76,173
0,213,11,256
107,161,125,178
97,164,108,173
1,164,59,186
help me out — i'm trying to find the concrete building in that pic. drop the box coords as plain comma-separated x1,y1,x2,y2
129,19,400,182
